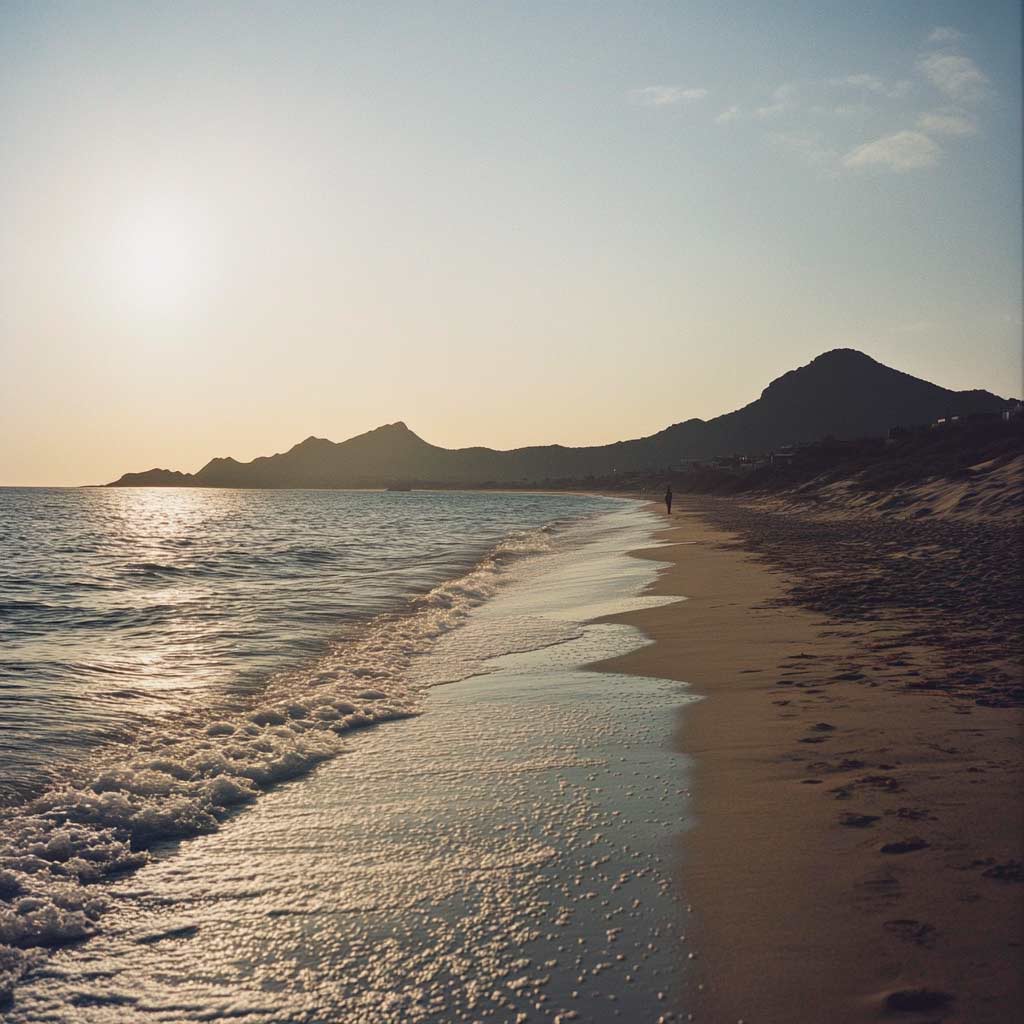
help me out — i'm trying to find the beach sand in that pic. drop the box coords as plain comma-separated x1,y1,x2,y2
595,495,1023,1024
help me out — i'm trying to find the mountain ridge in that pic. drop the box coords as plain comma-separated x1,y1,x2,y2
107,349,1013,488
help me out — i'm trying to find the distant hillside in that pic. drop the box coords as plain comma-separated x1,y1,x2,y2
107,349,1012,488
588,411,1024,507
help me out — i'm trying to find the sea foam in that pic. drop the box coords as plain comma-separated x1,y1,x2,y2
0,525,558,1002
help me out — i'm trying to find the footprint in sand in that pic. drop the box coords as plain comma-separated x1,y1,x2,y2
883,988,953,1013
880,837,930,854
858,774,902,792
893,807,932,821
840,813,880,828
981,860,1024,883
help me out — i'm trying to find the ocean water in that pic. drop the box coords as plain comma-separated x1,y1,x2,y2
0,487,615,801
0,488,694,1018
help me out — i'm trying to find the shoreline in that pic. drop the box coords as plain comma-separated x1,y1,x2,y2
593,498,1023,1023
0,492,625,1007
6,500,695,1021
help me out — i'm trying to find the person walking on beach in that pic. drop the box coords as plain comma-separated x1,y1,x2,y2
664,485,673,515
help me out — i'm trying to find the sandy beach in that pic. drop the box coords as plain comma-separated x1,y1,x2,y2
596,492,1023,1024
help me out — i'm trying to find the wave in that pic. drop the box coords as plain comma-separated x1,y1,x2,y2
0,524,560,1003
122,562,187,577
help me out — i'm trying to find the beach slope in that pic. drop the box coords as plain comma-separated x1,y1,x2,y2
594,494,1022,1024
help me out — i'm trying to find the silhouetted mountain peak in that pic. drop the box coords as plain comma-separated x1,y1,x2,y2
107,350,1013,488
288,436,333,455
351,421,428,446
349,421,413,439
759,348,917,403
812,347,877,366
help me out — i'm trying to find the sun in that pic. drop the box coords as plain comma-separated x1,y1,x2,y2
105,200,214,316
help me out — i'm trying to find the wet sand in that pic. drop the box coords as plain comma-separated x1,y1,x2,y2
11,660,691,1024
595,497,1023,1024
8,504,703,1023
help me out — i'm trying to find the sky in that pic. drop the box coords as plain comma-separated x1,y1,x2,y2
1,1,1021,486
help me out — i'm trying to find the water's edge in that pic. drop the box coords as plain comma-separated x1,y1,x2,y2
3,500,697,1021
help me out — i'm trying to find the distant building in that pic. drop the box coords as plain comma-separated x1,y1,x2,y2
770,446,796,466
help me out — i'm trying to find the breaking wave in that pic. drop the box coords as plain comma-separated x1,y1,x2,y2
0,524,562,1002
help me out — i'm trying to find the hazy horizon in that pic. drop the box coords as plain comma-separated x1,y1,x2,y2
2,1,1021,486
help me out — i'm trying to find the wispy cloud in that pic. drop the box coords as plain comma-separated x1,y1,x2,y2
779,29,988,174
843,130,941,172
827,73,910,99
630,25,989,179
916,52,990,103
754,82,798,119
926,26,964,46
917,109,978,137
629,85,709,107
826,103,871,117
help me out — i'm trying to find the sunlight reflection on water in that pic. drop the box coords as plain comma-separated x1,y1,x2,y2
0,487,614,798
8,503,697,1023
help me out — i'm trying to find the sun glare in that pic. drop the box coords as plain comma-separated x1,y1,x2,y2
105,201,213,316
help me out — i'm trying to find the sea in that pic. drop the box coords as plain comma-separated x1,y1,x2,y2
0,487,696,1022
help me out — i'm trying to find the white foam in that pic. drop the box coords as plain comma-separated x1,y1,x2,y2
0,517,622,998
412,506,677,688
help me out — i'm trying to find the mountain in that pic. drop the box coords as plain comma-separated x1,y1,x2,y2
107,349,1012,487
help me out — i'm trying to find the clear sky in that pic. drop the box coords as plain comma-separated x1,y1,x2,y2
1,1,1020,485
